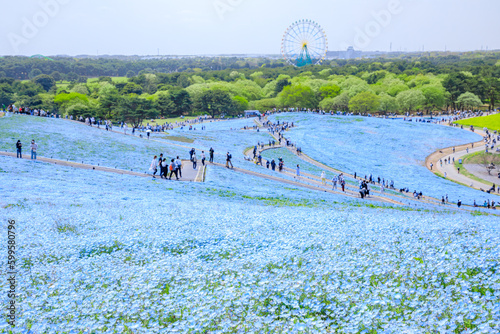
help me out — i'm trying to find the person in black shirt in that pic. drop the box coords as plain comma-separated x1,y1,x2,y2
209,147,214,163
16,140,22,158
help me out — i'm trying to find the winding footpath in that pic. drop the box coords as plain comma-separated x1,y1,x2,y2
425,127,499,196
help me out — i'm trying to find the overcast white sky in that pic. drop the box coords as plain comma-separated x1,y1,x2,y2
1,0,499,56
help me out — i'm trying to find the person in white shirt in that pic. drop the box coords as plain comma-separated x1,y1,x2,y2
30,140,38,160
149,155,158,178
201,151,206,166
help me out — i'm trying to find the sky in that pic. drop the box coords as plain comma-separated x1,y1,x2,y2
1,0,499,56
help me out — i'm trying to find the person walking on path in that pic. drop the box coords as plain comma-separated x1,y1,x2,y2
430,162,433,170
201,151,206,166
332,175,338,190
271,159,276,171
30,140,38,160
192,153,197,169
209,147,214,163
320,171,326,185
339,174,345,192
175,156,183,178
295,164,301,178
226,152,233,168
150,155,158,178
16,140,22,158
160,158,168,179
168,159,179,180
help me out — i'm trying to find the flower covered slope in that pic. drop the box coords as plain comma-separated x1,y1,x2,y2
271,113,496,204
0,116,178,172
1,161,500,333
1,115,499,333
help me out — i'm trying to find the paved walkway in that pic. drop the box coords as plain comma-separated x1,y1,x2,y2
0,152,200,182
253,117,493,208
211,162,403,205
425,127,499,195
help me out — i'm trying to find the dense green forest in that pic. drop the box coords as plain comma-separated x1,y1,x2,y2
1,53,499,126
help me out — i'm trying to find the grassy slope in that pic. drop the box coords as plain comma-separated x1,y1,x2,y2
454,113,500,131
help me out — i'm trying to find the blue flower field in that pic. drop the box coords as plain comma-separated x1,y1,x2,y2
0,114,499,333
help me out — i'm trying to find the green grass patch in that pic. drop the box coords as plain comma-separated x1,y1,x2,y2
454,113,500,131
87,76,128,84
141,116,199,126
454,154,496,187
161,135,194,143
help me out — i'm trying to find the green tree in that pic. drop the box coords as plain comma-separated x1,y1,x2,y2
195,89,235,118
66,72,79,82
176,75,190,88
396,89,426,113
99,90,120,119
232,96,249,113
32,74,56,92
279,85,318,108
274,78,291,95
170,88,192,115
483,77,500,110
121,82,143,95
0,83,14,107
50,71,62,82
348,92,380,113
318,84,341,99
156,93,176,117
29,68,42,79
420,86,446,112
378,93,399,114
331,92,350,111
456,92,482,110
442,72,475,108
117,95,157,127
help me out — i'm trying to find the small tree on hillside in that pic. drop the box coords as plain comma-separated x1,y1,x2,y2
456,92,482,110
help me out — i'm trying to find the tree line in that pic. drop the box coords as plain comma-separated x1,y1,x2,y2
1,53,499,125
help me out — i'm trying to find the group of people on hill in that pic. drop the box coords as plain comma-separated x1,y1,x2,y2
149,154,183,180
149,147,224,179
14,139,38,160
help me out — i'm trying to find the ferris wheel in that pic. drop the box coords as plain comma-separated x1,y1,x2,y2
281,19,328,67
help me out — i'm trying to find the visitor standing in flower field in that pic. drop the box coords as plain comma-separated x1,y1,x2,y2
30,139,38,160
209,147,214,163
16,140,22,158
